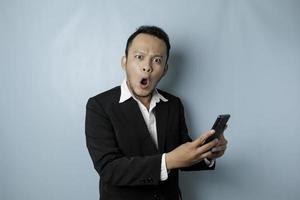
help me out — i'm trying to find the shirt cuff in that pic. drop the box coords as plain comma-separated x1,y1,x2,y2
204,158,215,168
160,153,168,181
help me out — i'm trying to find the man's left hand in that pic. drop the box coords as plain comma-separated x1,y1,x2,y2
207,126,228,159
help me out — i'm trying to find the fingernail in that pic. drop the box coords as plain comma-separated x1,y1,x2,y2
211,130,215,134
215,138,219,142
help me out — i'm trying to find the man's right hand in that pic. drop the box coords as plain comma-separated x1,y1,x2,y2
165,130,219,170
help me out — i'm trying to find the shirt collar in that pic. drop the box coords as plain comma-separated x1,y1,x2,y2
119,79,168,104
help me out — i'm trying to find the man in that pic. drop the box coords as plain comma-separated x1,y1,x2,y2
85,26,228,200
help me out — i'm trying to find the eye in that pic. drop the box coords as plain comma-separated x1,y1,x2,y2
135,54,143,60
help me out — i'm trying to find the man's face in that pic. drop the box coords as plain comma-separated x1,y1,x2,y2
122,33,168,100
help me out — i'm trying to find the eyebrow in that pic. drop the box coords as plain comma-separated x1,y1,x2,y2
135,50,164,57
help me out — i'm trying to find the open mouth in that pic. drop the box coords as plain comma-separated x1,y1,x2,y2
140,78,150,88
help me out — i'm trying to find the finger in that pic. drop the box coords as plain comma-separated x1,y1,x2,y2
218,133,228,143
199,149,224,161
219,133,225,140
224,124,228,130
216,142,227,148
216,137,227,145
211,145,227,153
197,151,214,161
211,150,225,159
196,138,219,154
192,130,215,147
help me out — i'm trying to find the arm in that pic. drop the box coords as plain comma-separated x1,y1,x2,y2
85,98,162,186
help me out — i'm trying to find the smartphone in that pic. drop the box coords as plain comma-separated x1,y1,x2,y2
205,114,230,144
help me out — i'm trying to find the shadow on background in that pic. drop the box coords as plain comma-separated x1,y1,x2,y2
159,49,187,93
159,47,241,200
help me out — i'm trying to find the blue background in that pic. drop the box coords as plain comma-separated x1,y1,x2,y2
1,0,299,199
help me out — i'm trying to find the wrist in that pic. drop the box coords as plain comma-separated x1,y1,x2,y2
165,152,176,170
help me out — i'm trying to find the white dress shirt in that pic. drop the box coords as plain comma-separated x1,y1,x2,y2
119,79,214,181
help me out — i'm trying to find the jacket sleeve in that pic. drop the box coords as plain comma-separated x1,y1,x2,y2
85,97,162,186
177,98,216,171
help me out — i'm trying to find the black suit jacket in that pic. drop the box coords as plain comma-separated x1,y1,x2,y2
85,86,215,200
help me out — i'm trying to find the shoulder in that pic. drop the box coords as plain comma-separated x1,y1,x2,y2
86,86,121,109
157,89,183,106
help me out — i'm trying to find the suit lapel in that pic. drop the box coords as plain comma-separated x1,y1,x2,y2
155,101,169,154
117,98,158,154
115,96,169,154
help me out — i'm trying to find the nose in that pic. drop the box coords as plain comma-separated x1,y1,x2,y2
142,61,152,73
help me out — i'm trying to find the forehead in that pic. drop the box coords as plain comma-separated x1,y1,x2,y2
129,33,167,55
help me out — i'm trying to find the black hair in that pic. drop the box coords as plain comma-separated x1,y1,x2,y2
125,25,171,63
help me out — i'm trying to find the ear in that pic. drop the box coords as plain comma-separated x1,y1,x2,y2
162,64,168,76
121,56,127,70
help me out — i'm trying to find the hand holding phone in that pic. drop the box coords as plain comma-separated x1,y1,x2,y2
204,114,230,144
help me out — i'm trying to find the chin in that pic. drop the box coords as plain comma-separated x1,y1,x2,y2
134,88,152,98
136,91,152,98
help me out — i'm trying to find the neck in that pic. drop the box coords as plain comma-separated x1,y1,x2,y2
125,80,153,110
137,95,151,110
